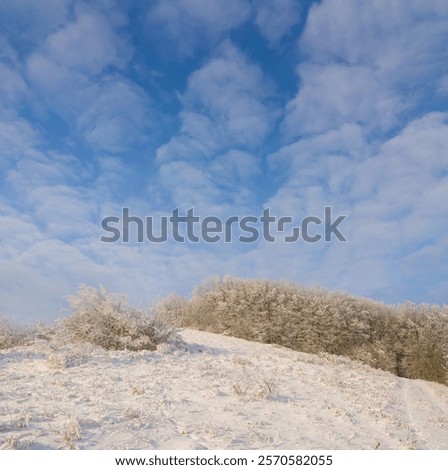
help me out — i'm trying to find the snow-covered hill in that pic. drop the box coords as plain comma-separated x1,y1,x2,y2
1,329,447,450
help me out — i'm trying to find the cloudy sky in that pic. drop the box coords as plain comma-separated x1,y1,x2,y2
1,0,447,322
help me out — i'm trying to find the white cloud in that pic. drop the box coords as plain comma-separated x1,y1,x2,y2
283,0,448,138
269,123,370,172
6,151,83,195
154,43,275,209
147,0,251,56
0,118,40,171
44,6,129,75
0,212,44,257
301,0,448,77
183,43,274,146
24,6,154,154
26,52,96,112
0,0,71,46
27,185,99,239
0,232,100,322
94,156,134,198
27,55,153,153
266,112,448,302
156,149,260,213
211,150,260,182
254,0,301,44
2,0,446,322
283,63,405,137
0,209,77,321
0,203,238,321
400,236,448,304
275,0,448,291
156,129,218,164
158,161,224,212
380,112,448,174
351,113,448,205
0,62,27,106
77,79,152,153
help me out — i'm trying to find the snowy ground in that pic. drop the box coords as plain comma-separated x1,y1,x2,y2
1,329,447,450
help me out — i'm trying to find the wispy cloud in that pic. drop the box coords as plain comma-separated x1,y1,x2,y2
254,0,301,44
77,78,152,153
0,0,447,321
147,0,251,57
283,0,448,138
43,6,129,75
0,0,72,46
283,63,405,137
155,42,276,211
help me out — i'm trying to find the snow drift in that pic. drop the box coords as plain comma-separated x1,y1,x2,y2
1,329,447,450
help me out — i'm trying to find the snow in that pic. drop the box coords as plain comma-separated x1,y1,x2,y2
1,329,447,450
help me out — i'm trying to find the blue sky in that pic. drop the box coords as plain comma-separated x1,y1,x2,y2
1,0,448,322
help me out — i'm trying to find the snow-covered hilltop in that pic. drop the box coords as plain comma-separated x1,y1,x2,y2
1,329,447,450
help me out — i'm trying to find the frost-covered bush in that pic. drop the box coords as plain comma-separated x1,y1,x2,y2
59,286,173,351
167,276,448,385
398,303,448,384
176,276,394,357
152,294,189,328
0,315,30,349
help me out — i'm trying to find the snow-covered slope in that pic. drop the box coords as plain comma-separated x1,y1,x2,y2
1,329,447,450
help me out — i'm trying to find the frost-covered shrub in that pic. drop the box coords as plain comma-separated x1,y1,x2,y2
152,294,189,328
167,276,448,385
398,303,448,384
0,315,30,349
59,286,173,351
176,276,393,357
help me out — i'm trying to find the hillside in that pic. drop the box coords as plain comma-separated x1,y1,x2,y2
1,329,447,450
